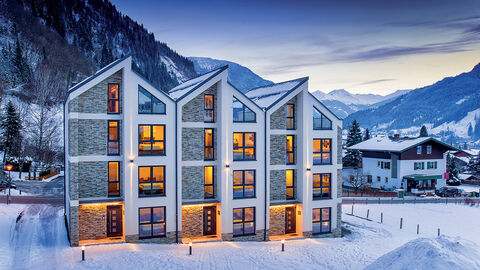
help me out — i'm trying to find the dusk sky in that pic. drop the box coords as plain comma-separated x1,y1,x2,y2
111,0,480,95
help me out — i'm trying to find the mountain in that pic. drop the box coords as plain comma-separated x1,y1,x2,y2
189,57,272,92
345,63,480,143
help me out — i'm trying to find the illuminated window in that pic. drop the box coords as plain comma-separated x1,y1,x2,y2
286,169,295,200
139,125,165,155
286,104,295,129
313,107,332,130
233,170,255,199
108,83,119,113
313,139,331,165
138,85,165,114
204,166,214,199
313,173,331,199
233,97,256,122
233,207,255,236
204,94,214,122
233,132,255,161
139,207,165,238
312,207,331,234
108,120,119,155
286,135,295,164
108,162,120,197
204,129,214,160
139,166,165,196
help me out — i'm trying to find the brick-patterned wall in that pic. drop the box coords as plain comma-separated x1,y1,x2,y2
337,169,342,198
69,70,122,113
69,162,79,200
333,203,342,237
182,128,203,161
269,206,286,236
69,206,79,246
182,205,204,238
69,119,111,156
125,232,176,244
78,204,107,241
76,161,109,198
222,230,266,241
182,83,217,122
337,126,342,165
270,135,286,165
270,170,286,201
269,96,297,130
182,166,204,200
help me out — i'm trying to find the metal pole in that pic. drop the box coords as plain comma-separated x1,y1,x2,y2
400,217,403,229
366,209,370,219
438,228,440,236
81,246,85,261
381,212,383,223
189,243,193,255
351,204,354,215
282,240,285,252
417,224,419,234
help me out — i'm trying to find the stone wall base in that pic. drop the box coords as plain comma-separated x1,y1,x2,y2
222,229,267,241
125,232,177,244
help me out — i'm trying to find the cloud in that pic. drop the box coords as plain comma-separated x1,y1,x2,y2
357,79,395,86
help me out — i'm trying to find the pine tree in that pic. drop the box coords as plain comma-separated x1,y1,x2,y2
1,101,22,164
343,120,363,167
467,155,480,175
446,153,459,179
364,128,370,141
419,125,428,137
10,39,31,86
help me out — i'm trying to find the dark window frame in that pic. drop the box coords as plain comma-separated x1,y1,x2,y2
138,206,166,239
286,135,295,165
204,94,214,123
286,169,295,200
233,97,256,123
138,85,166,115
233,207,256,237
204,128,214,161
313,138,332,165
426,145,432,154
417,146,422,155
312,207,331,235
108,120,120,156
138,165,166,197
313,173,331,200
286,103,295,130
108,161,120,197
233,132,256,161
138,124,166,156
107,83,120,114
233,170,256,199
313,107,332,130
204,166,215,199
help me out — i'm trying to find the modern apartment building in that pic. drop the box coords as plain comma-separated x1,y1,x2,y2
64,55,342,246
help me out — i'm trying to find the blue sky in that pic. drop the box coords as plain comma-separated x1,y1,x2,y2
111,0,480,95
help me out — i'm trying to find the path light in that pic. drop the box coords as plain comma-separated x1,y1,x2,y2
189,242,192,255
281,239,285,252
81,246,85,261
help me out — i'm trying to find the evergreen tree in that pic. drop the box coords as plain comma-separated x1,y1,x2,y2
343,120,363,167
1,101,22,164
467,155,480,175
446,153,459,179
10,39,31,86
363,128,370,141
419,125,428,137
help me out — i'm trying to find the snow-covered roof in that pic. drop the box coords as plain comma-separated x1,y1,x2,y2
463,149,480,156
168,65,227,100
245,77,307,109
349,136,456,152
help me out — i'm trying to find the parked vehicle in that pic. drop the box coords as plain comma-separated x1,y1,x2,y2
447,178,461,186
435,187,462,197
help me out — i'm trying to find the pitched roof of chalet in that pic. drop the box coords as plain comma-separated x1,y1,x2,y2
168,65,228,101
349,136,457,152
245,77,308,109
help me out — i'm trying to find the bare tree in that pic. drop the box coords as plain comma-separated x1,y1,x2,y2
346,168,367,191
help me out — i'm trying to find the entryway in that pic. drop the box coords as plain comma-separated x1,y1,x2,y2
203,206,216,236
285,206,296,234
107,205,123,237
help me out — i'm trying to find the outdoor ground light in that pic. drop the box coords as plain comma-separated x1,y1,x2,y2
81,246,85,261
189,242,193,255
281,239,285,252
6,164,13,171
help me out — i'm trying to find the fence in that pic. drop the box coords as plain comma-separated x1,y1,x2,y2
343,190,397,197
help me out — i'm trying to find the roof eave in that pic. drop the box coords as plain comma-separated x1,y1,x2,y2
174,65,228,102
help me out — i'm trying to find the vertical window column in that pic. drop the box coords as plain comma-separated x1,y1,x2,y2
204,129,214,160
204,94,214,122
108,120,120,155
286,135,295,164
286,104,295,129
204,166,214,199
286,169,295,200
108,161,120,197
108,83,119,113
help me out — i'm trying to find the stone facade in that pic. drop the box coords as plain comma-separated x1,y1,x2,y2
270,96,297,130
76,161,109,198
182,83,217,122
69,162,79,200
69,206,79,246
125,232,176,244
182,205,205,238
269,206,286,236
182,128,203,161
270,135,286,165
333,202,342,237
270,170,286,201
69,70,123,113
337,126,342,165
222,229,266,241
69,119,111,156
78,204,108,241
337,169,342,198
182,166,204,200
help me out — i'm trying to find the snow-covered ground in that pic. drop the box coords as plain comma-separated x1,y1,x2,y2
3,170,63,182
0,203,479,269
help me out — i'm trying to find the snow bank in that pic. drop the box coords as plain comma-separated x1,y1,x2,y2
364,236,480,270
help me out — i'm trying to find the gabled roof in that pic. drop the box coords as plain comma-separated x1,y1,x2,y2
308,91,342,121
349,136,458,152
245,77,308,109
168,65,228,101
228,82,262,111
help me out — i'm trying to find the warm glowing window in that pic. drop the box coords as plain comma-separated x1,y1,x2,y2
313,139,331,165
139,125,165,155
312,207,331,234
108,83,119,113
233,132,255,161
286,104,295,129
138,85,165,114
233,97,256,122
204,129,214,160
233,170,255,199
139,207,165,238
139,166,165,196
204,166,214,199
108,162,120,197
233,207,255,236
313,173,331,199
286,169,295,200
108,120,119,155
204,94,214,122
313,107,332,130
286,135,295,164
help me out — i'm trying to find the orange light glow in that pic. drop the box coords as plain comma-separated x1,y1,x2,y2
5,164,13,171
182,203,217,208
189,242,192,247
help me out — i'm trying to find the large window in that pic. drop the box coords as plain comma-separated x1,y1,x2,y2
312,207,331,234
204,129,214,160
139,207,166,238
414,162,425,170
233,133,255,161
138,85,165,114
313,139,331,165
233,170,255,199
108,162,120,197
139,166,165,196
313,173,331,199
204,94,214,122
286,135,295,164
313,107,332,130
427,161,437,169
233,97,256,122
286,169,295,200
204,166,214,199
108,120,120,155
139,125,165,155
233,207,255,236
286,104,295,130
108,83,119,113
